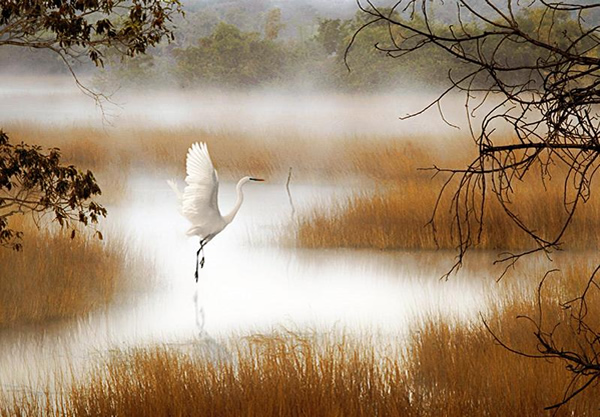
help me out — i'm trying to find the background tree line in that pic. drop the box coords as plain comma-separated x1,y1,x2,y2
91,7,458,91
95,4,591,92
4,1,584,93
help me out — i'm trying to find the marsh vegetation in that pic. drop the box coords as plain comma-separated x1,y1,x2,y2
0,219,141,328
2,266,599,416
10,122,600,252
2,111,599,414
2,0,600,413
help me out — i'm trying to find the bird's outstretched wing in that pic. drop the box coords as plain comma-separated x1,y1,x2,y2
181,143,221,232
166,179,183,201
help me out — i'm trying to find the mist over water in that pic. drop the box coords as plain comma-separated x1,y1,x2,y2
0,76,470,136
0,174,492,390
0,74,494,391
2,0,598,411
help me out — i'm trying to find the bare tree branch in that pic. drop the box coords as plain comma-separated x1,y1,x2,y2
351,0,600,408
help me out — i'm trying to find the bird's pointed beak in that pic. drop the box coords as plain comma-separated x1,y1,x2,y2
250,178,265,182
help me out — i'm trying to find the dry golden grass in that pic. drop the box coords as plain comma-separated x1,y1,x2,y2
3,265,599,416
295,183,440,250
407,262,600,415
0,218,147,328
296,187,600,251
3,123,466,183
295,172,600,251
63,336,411,417
7,123,600,251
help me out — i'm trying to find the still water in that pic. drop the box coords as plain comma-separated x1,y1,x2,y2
117,177,490,336
0,176,496,391
0,76,501,392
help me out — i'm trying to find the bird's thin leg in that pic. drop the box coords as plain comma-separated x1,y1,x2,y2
194,238,207,282
200,241,206,269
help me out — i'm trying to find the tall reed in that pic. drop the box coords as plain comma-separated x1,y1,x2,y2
3,123,465,182
8,123,600,251
3,266,599,416
295,176,600,250
0,219,146,327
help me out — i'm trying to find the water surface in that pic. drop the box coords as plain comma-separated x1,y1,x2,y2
0,176,495,391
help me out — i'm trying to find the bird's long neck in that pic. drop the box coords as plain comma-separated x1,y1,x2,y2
223,178,247,224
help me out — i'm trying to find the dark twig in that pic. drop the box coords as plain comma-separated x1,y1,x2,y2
286,167,296,221
351,0,600,408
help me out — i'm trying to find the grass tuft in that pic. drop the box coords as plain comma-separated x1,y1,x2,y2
295,178,600,251
0,219,147,328
3,267,600,415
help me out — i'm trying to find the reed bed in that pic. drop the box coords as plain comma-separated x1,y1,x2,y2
295,179,600,251
3,123,467,183
7,123,600,251
407,264,600,416
0,219,147,328
2,264,599,416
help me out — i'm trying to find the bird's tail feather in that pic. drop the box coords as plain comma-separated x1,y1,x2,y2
166,179,183,200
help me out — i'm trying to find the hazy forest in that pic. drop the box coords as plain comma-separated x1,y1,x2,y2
1,0,542,91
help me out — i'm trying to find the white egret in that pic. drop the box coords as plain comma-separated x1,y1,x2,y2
168,142,264,281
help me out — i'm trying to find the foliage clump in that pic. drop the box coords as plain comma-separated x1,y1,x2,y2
0,131,106,250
